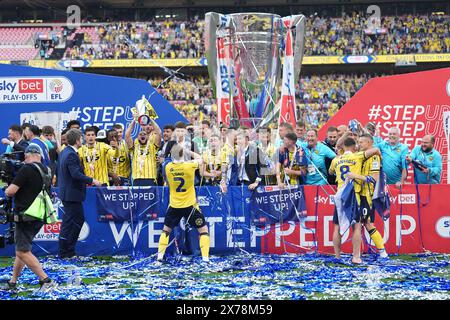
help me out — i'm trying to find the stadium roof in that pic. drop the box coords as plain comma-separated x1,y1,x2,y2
0,0,442,9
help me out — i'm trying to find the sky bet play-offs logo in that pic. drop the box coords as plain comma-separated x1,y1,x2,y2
0,77,73,103
34,222,90,241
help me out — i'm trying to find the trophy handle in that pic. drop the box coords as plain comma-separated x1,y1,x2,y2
205,12,221,98
289,15,306,84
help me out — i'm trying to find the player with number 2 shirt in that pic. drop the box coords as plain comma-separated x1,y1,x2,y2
156,144,210,263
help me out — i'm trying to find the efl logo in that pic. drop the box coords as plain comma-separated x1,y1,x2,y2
19,79,43,93
398,194,416,204
435,216,450,238
49,79,63,93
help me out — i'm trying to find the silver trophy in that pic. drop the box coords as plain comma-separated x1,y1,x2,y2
205,12,306,128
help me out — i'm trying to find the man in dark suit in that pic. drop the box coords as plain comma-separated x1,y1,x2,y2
235,131,268,189
1,124,29,161
57,129,101,258
157,124,175,185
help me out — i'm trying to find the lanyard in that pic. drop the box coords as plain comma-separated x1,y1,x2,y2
112,140,126,174
138,138,151,171
207,150,220,173
285,147,297,170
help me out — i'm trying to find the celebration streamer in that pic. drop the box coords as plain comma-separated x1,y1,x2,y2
0,253,448,300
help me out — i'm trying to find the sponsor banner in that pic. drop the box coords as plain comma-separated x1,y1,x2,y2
57,59,90,68
18,53,450,69
0,76,73,103
279,17,297,128
215,37,231,126
12,53,450,69
95,187,160,222
0,185,448,257
374,54,450,63
0,63,186,154
413,185,450,252
318,67,450,183
34,221,90,242
88,59,205,68
339,55,375,64
28,60,57,68
364,28,388,35
250,185,307,225
30,59,204,68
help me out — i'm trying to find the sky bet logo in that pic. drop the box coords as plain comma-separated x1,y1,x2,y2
19,79,44,93
0,79,43,93
0,76,73,103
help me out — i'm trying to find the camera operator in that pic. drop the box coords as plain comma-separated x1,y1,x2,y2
1,125,29,161
0,144,57,292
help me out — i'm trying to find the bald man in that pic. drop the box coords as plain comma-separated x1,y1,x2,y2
374,127,409,186
406,135,442,184
337,125,348,139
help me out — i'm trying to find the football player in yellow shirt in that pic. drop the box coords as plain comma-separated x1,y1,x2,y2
219,127,237,193
345,134,388,259
125,119,161,186
328,136,380,264
78,126,119,186
200,134,224,186
157,144,210,262
276,132,307,187
257,127,277,185
107,124,131,186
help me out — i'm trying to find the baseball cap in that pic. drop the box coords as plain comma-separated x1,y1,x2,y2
25,143,43,155
96,130,107,140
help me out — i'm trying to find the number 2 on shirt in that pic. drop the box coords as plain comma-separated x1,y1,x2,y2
340,165,350,181
174,177,186,192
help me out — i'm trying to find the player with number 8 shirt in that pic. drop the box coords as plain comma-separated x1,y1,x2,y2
328,136,381,264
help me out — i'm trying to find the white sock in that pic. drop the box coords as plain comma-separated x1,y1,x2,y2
379,249,388,258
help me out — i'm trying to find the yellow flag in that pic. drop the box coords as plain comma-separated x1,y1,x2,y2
142,97,159,120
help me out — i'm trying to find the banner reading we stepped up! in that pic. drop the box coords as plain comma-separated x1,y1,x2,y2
318,67,450,183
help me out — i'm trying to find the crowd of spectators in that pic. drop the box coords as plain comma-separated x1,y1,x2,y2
64,19,204,60
150,73,381,128
306,12,449,55
62,12,449,60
